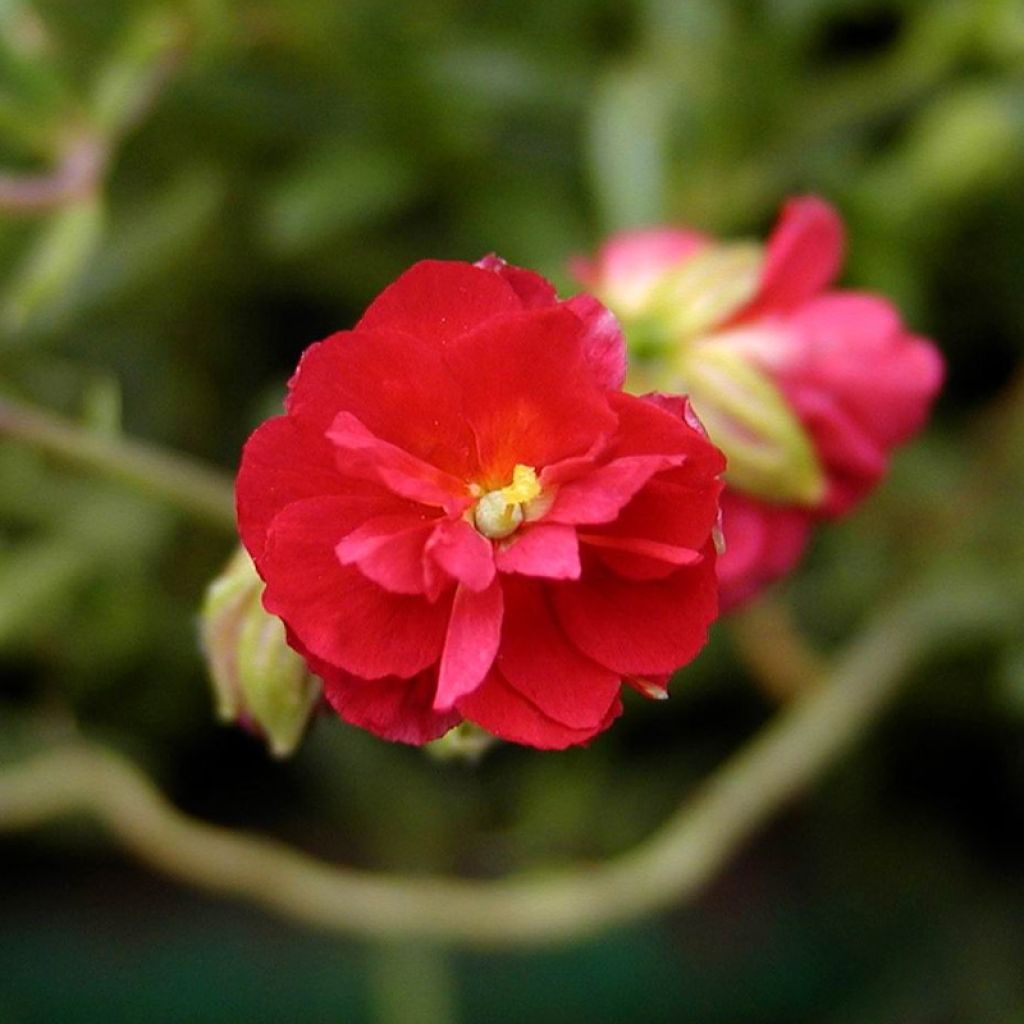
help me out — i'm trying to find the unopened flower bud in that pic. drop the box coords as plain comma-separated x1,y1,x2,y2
200,547,320,758
425,721,498,763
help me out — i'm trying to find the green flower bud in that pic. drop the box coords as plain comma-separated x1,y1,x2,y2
200,547,320,758
425,721,498,763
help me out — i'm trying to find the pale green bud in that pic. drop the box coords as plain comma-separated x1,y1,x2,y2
678,344,826,506
200,548,320,758
425,721,498,764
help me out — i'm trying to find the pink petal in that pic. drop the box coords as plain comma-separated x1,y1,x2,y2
552,549,719,675
495,523,581,580
495,579,620,728
571,228,709,313
425,519,496,592
442,307,617,482
335,513,439,595
262,496,450,679
716,490,811,610
317,661,460,745
356,260,522,345
328,411,471,516
737,196,844,320
457,668,622,750
434,579,504,711
285,326,477,478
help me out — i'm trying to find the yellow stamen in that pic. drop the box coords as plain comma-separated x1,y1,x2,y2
473,464,540,540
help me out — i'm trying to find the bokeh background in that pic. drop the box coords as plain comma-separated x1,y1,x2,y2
2,1,1023,1021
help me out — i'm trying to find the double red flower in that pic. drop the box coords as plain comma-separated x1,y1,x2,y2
237,259,725,749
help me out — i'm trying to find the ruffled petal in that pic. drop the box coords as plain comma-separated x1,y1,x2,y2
425,519,496,592
578,532,703,582
328,411,471,515
357,260,522,345
457,668,622,750
495,580,620,728
551,550,718,675
494,523,581,580
716,490,811,610
236,415,356,569
335,513,439,595
318,662,460,745
286,326,476,477
543,453,687,527
443,307,618,482
262,496,450,679
737,196,844,319
434,579,504,710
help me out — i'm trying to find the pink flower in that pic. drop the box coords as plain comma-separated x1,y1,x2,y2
236,259,725,749
572,197,944,608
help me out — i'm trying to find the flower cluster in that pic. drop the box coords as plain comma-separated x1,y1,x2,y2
225,198,943,751
236,259,724,749
573,197,944,607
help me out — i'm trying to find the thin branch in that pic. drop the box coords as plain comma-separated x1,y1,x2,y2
0,134,106,215
0,395,236,531
0,576,1002,948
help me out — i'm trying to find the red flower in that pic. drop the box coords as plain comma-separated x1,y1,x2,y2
236,259,725,749
573,197,944,608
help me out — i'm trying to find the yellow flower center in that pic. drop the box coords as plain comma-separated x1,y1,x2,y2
472,464,541,539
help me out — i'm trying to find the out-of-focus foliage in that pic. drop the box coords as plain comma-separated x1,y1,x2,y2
1,1,1022,1022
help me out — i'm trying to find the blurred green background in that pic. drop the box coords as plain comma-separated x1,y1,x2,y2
1,0,1023,1021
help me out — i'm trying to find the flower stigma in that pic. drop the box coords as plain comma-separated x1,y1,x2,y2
472,464,541,540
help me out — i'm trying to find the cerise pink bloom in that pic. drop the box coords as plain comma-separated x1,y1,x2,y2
573,197,944,608
236,259,725,749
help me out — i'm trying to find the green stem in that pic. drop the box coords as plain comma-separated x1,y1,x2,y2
367,944,458,1024
0,395,236,532
0,574,1005,948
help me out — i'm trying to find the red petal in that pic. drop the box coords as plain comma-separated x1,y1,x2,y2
328,411,470,515
563,293,626,390
357,260,522,345
443,307,617,481
495,523,581,580
262,496,450,679
551,550,719,675
478,255,627,392
236,415,354,569
335,513,439,595
318,662,460,745
457,668,622,750
425,519,496,592
495,580,620,728
578,532,703,581
737,196,844,320
286,326,477,478
434,580,504,710
544,453,687,527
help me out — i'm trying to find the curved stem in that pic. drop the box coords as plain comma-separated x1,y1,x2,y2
0,576,1003,948
0,395,235,531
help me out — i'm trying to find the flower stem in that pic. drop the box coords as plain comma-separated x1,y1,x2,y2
0,574,1005,948
0,395,236,532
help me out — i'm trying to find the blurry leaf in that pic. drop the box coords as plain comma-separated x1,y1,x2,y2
79,372,122,437
76,163,224,309
0,194,104,335
0,539,91,648
260,142,420,256
586,63,672,231
89,6,187,140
